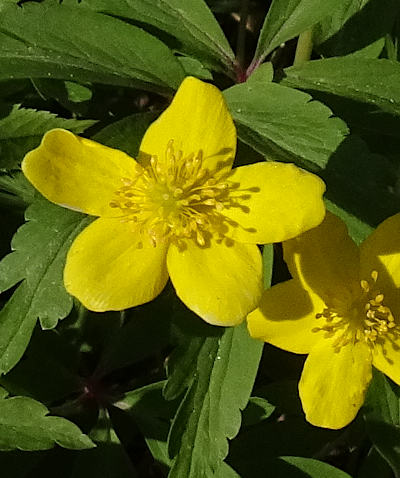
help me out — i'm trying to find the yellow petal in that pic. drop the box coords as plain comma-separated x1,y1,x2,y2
223,162,326,244
64,218,169,311
360,213,400,289
138,77,236,177
167,239,262,326
284,212,360,302
22,129,139,217
247,279,325,354
372,339,400,385
299,340,372,429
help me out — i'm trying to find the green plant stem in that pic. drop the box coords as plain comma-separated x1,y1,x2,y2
293,29,313,67
236,0,250,71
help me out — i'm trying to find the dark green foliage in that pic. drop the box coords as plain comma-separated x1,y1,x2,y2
0,1,399,477
0,395,94,451
0,198,91,374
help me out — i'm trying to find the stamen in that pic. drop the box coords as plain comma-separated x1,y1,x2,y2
108,139,258,247
314,270,400,352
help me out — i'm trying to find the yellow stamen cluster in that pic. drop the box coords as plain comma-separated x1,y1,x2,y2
360,271,396,344
313,271,399,352
314,306,352,353
109,140,257,247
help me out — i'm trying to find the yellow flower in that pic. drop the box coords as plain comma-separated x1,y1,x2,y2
248,212,400,428
22,77,325,326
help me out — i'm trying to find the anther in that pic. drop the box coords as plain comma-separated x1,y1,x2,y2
173,188,183,198
110,138,254,248
196,231,205,246
121,177,133,186
361,280,369,292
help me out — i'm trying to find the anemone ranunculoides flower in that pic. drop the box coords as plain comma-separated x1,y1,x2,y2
248,212,400,428
22,77,325,326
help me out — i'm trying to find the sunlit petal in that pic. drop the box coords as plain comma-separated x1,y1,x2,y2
223,162,326,244
22,129,139,217
138,76,236,177
299,340,372,429
167,238,262,326
64,218,169,311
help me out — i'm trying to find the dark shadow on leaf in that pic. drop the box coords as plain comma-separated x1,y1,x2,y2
317,0,400,56
261,457,318,478
322,135,400,229
300,90,400,141
171,296,223,339
364,419,400,473
0,102,12,121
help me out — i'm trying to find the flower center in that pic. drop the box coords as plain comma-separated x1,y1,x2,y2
109,140,256,247
313,270,400,352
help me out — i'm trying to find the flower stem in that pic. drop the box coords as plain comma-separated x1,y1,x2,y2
293,29,313,67
236,0,250,75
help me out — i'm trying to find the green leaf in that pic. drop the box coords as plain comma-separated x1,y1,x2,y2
163,319,211,401
246,62,274,85
0,172,36,206
325,199,373,246
177,56,213,80
280,60,400,235
267,456,352,478
30,78,90,117
229,380,340,475
64,82,92,103
0,3,185,94
281,58,400,117
386,21,400,62
358,447,394,478
241,396,276,427
313,0,367,46
350,39,385,59
0,197,91,374
250,0,338,68
93,112,158,158
214,462,241,478
0,396,94,451
115,381,179,467
165,320,263,478
224,80,348,170
313,0,398,58
262,244,274,290
302,88,400,144
364,370,400,477
74,0,236,75
70,408,136,478
0,104,95,171
321,135,398,237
